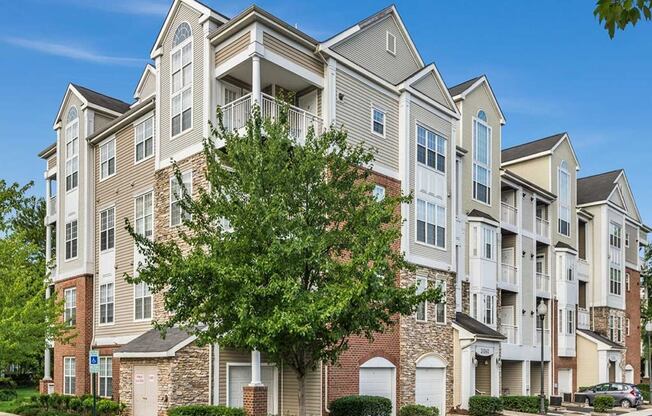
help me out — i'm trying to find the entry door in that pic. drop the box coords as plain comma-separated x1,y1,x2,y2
133,366,157,416
415,368,445,413
558,369,572,394
360,367,395,414
609,362,616,382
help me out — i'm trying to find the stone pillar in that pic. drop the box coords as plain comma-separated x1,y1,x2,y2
243,385,267,416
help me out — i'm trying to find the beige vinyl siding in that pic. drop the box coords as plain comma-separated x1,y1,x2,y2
94,120,155,340
475,356,492,394
332,15,421,84
95,112,116,133
48,155,57,170
412,73,453,111
501,361,523,395
529,362,549,396
505,157,550,191
215,31,251,66
453,330,461,407
576,336,599,388
408,101,453,265
263,32,322,75
549,140,577,247
158,3,205,163
608,191,625,209
521,188,535,233
140,71,156,100
280,364,321,416
334,68,399,170
625,223,638,264
217,348,252,406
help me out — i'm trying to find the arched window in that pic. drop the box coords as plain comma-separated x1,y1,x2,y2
473,110,491,204
558,160,570,236
477,110,487,122
65,106,79,191
171,23,193,136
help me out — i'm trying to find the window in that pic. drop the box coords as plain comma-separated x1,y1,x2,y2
610,267,622,295
386,31,396,54
416,199,446,248
477,227,495,260
472,293,478,320
434,281,446,324
473,111,491,204
63,357,75,395
483,294,495,326
99,357,113,398
135,192,154,238
625,232,630,248
558,161,571,236
417,125,446,173
100,207,115,251
134,282,152,321
373,185,385,201
64,288,76,326
626,318,631,336
65,107,79,191
135,117,154,161
99,282,114,324
170,172,192,226
171,23,193,137
567,266,574,281
558,308,563,333
65,220,78,260
609,223,622,248
371,107,385,136
567,309,574,334
100,139,116,179
416,277,427,322
617,316,623,342
609,315,614,340
626,272,631,292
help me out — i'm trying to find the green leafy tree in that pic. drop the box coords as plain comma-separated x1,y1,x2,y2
594,0,652,37
127,106,441,416
0,180,66,376
641,243,652,361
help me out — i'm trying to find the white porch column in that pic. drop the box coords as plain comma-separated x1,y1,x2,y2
44,285,52,380
251,54,261,104
45,223,52,265
250,349,263,386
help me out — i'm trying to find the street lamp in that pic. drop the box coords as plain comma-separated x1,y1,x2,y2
646,322,652,404
537,300,548,415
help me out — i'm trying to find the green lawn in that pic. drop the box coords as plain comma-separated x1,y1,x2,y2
0,386,39,413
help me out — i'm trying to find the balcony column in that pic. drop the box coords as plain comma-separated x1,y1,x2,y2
243,349,267,416
251,54,261,105
45,223,52,266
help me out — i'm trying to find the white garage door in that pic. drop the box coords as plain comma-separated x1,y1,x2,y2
228,365,276,413
557,369,572,394
360,367,394,407
416,368,445,412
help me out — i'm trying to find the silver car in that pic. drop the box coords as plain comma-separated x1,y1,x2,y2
579,383,643,408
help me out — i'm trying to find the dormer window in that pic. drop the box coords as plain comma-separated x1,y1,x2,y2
386,31,396,55
65,107,79,191
171,22,193,137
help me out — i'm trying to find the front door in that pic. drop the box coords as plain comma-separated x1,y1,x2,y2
133,366,157,416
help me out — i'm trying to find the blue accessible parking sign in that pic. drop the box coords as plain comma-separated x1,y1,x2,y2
89,350,100,374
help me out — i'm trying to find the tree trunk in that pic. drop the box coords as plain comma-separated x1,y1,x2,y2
298,370,307,416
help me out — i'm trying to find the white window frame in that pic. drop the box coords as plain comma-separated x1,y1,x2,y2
170,171,192,227
170,23,193,138
371,106,385,137
416,198,446,249
65,220,78,260
567,309,574,334
415,276,428,322
625,232,630,248
64,287,76,326
373,185,386,201
558,161,571,237
100,207,115,252
135,116,154,163
483,294,495,326
626,318,631,336
99,357,113,398
385,31,396,55
134,282,152,322
99,282,114,325
416,124,446,174
609,267,622,295
65,107,79,192
472,113,492,205
99,138,116,180
609,222,622,248
135,191,154,239
625,272,631,292
63,357,76,395
434,280,446,324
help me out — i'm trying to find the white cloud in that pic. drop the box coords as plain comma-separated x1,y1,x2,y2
2,37,145,67
64,0,170,16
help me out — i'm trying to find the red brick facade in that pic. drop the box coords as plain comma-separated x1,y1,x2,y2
96,344,121,400
53,274,94,396
243,385,268,416
625,267,642,384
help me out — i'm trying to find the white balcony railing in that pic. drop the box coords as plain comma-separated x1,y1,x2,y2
501,202,517,227
536,328,550,346
499,324,518,344
221,92,324,144
578,308,590,330
48,196,57,217
500,264,517,286
535,217,549,238
536,272,550,292
577,259,590,281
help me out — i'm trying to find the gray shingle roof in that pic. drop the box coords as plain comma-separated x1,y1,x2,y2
116,327,194,354
454,312,505,340
502,133,566,163
72,84,131,114
555,241,576,251
577,170,622,205
87,96,155,144
468,209,498,223
448,76,483,97
578,329,625,349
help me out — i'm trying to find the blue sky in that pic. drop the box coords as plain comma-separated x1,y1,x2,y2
1,0,650,223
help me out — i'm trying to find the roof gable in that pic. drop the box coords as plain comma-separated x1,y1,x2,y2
577,170,621,206
412,71,453,111
449,75,506,125
502,133,579,168
53,84,129,128
608,186,626,209
134,64,157,101
615,171,642,222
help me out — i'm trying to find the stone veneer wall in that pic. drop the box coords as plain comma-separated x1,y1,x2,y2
399,268,456,412
592,306,627,345
461,281,470,315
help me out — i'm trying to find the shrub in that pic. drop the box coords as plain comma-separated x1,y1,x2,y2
636,384,650,402
0,388,18,401
399,404,439,416
330,395,393,416
593,395,614,413
97,399,125,415
468,396,503,416
0,377,17,390
501,395,547,413
168,404,247,416
578,386,591,392
68,397,83,412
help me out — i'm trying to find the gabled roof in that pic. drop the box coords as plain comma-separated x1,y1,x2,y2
454,312,505,340
448,76,482,97
577,329,625,350
502,133,565,163
114,326,197,358
133,64,156,100
447,75,506,125
397,63,460,118
53,83,131,127
38,142,56,159
87,96,156,145
577,170,622,206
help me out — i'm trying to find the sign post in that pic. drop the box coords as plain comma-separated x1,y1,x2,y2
89,350,99,416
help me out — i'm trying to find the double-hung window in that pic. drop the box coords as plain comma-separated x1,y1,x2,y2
64,357,76,395
473,111,491,204
135,192,154,239
135,117,154,162
567,309,574,334
100,139,116,180
416,199,445,248
372,107,385,136
434,281,446,324
609,267,622,295
373,185,386,201
134,282,152,321
100,207,115,251
417,125,446,173
64,288,76,326
171,23,193,137
65,107,79,191
481,227,495,260
415,277,427,322
65,220,78,260
609,315,615,340
99,282,114,324
609,223,622,248
99,357,113,398
170,172,192,226
483,294,495,326
558,161,571,236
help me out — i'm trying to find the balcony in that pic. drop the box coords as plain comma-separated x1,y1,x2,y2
536,272,550,293
535,217,549,240
536,328,551,346
578,308,590,330
577,259,590,281
500,264,518,286
501,202,517,228
499,324,518,344
221,92,323,144
48,196,56,216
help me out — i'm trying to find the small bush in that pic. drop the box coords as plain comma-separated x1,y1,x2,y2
501,395,547,413
0,388,18,401
578,386,591,392
97,399,125,415
469,396,503,416
168,404,247,416
399,404,439,416
636,384,650,401
330,395,393,416
0,377,17,390
593,395,615,413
